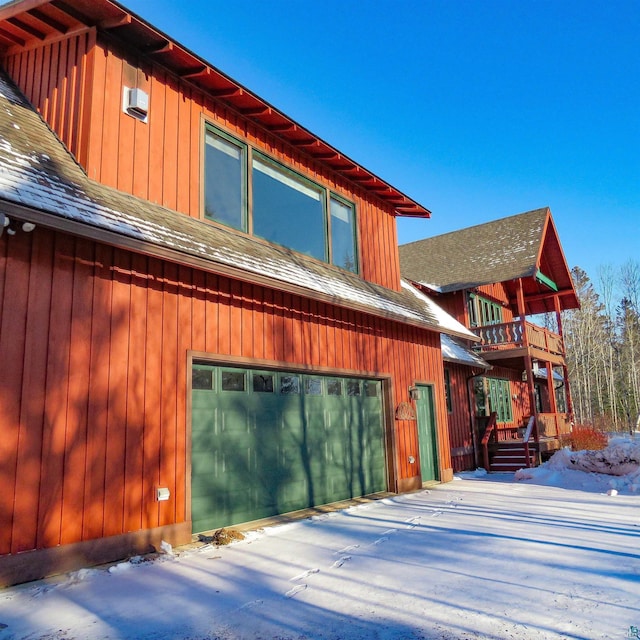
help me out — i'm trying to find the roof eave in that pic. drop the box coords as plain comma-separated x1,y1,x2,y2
0,0,430,218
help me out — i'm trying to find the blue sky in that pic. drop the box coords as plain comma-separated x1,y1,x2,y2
125,0,639,284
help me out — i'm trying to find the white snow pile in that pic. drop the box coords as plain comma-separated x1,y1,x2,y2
513,436,640,493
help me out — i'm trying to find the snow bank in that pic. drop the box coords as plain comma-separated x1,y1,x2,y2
514,436,640,493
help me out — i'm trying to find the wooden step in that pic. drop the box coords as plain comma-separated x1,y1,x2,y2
489,446,536,472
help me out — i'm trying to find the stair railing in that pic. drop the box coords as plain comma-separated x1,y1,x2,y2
481,412,498,471
522,415,535,468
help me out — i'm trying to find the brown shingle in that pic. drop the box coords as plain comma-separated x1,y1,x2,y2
399,209,549,292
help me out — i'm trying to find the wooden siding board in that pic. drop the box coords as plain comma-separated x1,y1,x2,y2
76,29,96,170
216,275,230,355
103,248,131,538
131,62,151,201
123,253,148,533
241,281,253,359
11,234,52,553
204,272,219,354
161,73,179,211
147,68,166,205
0,237,30,555
85,41,106,181
62,35,77,150
37,233,74,548
175,265,191,523
176,84,191,215
59,239,94,545
189,91,203,218
53,37,67,138
117,61,135,196
262,287,274,361
82,242,112,541
142,257,163,530
191,269,206,353
159,262,178,527
100,44,121,189
229,279,243,357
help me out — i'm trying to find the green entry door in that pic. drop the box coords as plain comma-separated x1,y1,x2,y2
191,365,386,533
416,384,439,482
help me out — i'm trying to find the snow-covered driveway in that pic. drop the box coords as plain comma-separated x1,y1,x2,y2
1,475,638,640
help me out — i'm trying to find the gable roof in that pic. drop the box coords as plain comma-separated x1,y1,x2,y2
0,73,476,341
0,0,429,218
399,208,579,313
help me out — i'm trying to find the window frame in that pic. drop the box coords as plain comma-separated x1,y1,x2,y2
328,193,358,273
202,122,359,274
203,125,248,232
444,368,453,413
467,292,503,328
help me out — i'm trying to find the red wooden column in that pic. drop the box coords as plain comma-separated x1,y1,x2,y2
517,278,539,443
553,294,574,422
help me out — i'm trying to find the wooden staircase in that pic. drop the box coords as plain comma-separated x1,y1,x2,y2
489,441,537,472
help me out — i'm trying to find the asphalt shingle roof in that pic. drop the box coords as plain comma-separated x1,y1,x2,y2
399,209,549,293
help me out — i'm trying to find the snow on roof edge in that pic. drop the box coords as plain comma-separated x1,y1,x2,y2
401,279,479,341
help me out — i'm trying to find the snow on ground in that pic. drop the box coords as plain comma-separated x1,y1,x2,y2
1,440,639,640
513,435,640,494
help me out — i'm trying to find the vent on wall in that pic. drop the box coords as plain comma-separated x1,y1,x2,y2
123,87,149,122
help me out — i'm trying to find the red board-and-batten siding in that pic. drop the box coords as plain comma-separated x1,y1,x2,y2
442,283,533,471
1,30,403,292
0,230,448,557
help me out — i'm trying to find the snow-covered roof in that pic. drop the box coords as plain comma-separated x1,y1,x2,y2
440,334,490,369
400,280,479,341
0,73,470,338
535,367,564,382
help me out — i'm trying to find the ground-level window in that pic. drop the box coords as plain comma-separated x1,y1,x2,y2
444,368,452,413
203,123,359,273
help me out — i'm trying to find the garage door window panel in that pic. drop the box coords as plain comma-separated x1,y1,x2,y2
221,370,246,392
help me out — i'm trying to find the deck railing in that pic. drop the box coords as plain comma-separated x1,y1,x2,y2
475,320,564,356
537,412,572,439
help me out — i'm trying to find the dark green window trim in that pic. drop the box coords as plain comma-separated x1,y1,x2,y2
203,123,359,274
474,377,513,423
467,292,503,327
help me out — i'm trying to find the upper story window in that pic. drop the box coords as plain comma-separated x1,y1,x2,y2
204,128,246,231
204,124,358,273
467,292,503,328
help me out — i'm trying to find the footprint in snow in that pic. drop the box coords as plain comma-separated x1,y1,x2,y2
284,584,307,598
332,555,352,568
336,544,360,554
405,516,421,529
237,599,264,610
373,536,388,545
382,528,397,536
290,568,320,581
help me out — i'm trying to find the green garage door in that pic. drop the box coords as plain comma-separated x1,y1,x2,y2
191,364,386,533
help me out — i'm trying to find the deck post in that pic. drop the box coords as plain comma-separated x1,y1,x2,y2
517,278,539,444
554,294,575,424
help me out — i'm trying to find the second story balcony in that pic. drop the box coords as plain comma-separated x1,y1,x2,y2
474,319,566,367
